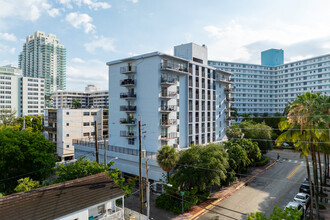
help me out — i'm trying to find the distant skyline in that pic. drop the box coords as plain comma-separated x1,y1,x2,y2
0,0,330,90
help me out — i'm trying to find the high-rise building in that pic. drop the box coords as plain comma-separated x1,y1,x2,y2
74,43,233,180
52,85,108,109
19,31,66,106
209,50,330,116
0,65,44,117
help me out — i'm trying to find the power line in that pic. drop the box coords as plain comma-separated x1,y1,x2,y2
229,137,330,144
235,115,330,119
235,127,330,131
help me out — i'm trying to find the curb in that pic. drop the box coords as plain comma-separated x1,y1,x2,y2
265,161,277,170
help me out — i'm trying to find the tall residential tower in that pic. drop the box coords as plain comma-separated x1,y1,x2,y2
19,31,66,106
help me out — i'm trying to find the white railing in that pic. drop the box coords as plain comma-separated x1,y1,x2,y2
106,207,124,219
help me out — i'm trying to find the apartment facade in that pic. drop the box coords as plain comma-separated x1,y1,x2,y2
19,31,66,106
0,65,44,116
44,108,108,161
73,43,232,180
209,49,330,115
52,85,108,109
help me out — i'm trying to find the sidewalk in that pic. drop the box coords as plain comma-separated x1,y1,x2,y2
172,159,276,220
317,177,330,220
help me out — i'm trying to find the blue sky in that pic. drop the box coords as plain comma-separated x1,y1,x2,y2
0,0,330,90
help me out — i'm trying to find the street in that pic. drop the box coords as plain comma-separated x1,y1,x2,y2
198,150,310,220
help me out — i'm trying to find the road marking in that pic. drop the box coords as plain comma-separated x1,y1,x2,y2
288,160,292,162
287,164,302,179
294,160,298,163
300,161,304,164
266,161,277,170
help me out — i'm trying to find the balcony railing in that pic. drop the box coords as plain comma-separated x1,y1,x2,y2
44,116,57,121
160,63,188,73
225,116,234,121
226,97,235,102
120,131,136,137
224,88,234,93
120,66,136,74
120,105,136,112
160,91,177,99
160,105,177,112
120,118,136,125
160,119,177,126
44,127,56,132
120,93,136,99
161,78,177,85
161,132,178,139
120,79,135,86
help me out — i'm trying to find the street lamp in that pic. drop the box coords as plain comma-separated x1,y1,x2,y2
147,181,172,219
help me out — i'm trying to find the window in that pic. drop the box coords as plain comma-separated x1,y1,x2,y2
91,112,97,116
66,123,69,126
83,112,90,116
128,138,134,145
83,132,89,136
66,145,69,148
66,112,69,115
66,134,69,137
97,204,105,215
83,122,90,126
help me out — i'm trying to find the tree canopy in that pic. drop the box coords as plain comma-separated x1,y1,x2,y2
0,128,56,193
247,206,303,220
156,145,179,182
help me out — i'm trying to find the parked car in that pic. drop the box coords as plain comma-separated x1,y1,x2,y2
285,201,304,217
299,181,312,195
293,193,310,206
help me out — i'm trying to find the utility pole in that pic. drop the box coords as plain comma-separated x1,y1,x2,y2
104,135,107,165
22,115,25,130
94,120,99,164
146,160,150,219
139,120,143,214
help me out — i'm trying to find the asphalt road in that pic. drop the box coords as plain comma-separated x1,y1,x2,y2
198,150,309,220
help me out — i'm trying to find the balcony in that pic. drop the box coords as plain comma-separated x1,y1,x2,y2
160,63,188,73
120,118,136,125
160,91,177,99
160,119,177,126
120,105,136,112
120,92,136,99
160,132,178,139
216,77,233,84
161,78,177,86
120,66,136,74
225,116,234,121
224,88,234,93
120,131,136,137
160,105,177,112
120,79,135,87
97,207,124,220
44,126,56,132
226,97,235,102
44,116,57,121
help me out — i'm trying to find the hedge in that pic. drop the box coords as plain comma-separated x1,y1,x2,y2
255,156,269,167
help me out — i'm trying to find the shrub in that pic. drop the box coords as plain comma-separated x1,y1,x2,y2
255,156,270,167
156,192,198,214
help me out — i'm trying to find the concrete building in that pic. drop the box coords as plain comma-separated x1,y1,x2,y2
0,173,125,220
44,108,108,161
19,31,66,106
52,85,108,109
74,43,233,181
0,65,44,116
209,49,330,116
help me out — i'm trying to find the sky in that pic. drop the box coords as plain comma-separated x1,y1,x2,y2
0,0,330,91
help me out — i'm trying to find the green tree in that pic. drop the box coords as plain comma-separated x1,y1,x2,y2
16,115,43,132
0,109,17,127
0,128,56,193
55,156,135,196
248,206,303,220
173,144,229,192
73,99,82,109
226,124,244,139
226,144,250,175
156,145,179,182
14,177,40,193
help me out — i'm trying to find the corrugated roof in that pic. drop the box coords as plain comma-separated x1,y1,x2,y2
0,173,125,220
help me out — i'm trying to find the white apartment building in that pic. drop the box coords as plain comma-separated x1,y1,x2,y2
19,31,66,106
52,85,108,109
74,43,233,181
44,108,108,161
209,49,330,115
0,65,44,117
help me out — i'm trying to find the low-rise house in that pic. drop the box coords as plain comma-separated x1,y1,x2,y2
0,173,125,220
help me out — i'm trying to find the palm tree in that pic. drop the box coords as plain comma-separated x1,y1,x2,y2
276,92,327,219
73,99,82,109
156,145,179,182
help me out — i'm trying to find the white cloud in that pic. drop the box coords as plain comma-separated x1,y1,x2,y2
0,33,17,41
59,0,111,10
0,0,61,21
127,0,138,3
66,12,95,33
84,36,115,53
66,59,108,91
72,57,85,63
204,19,330,63
0,43,16,55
